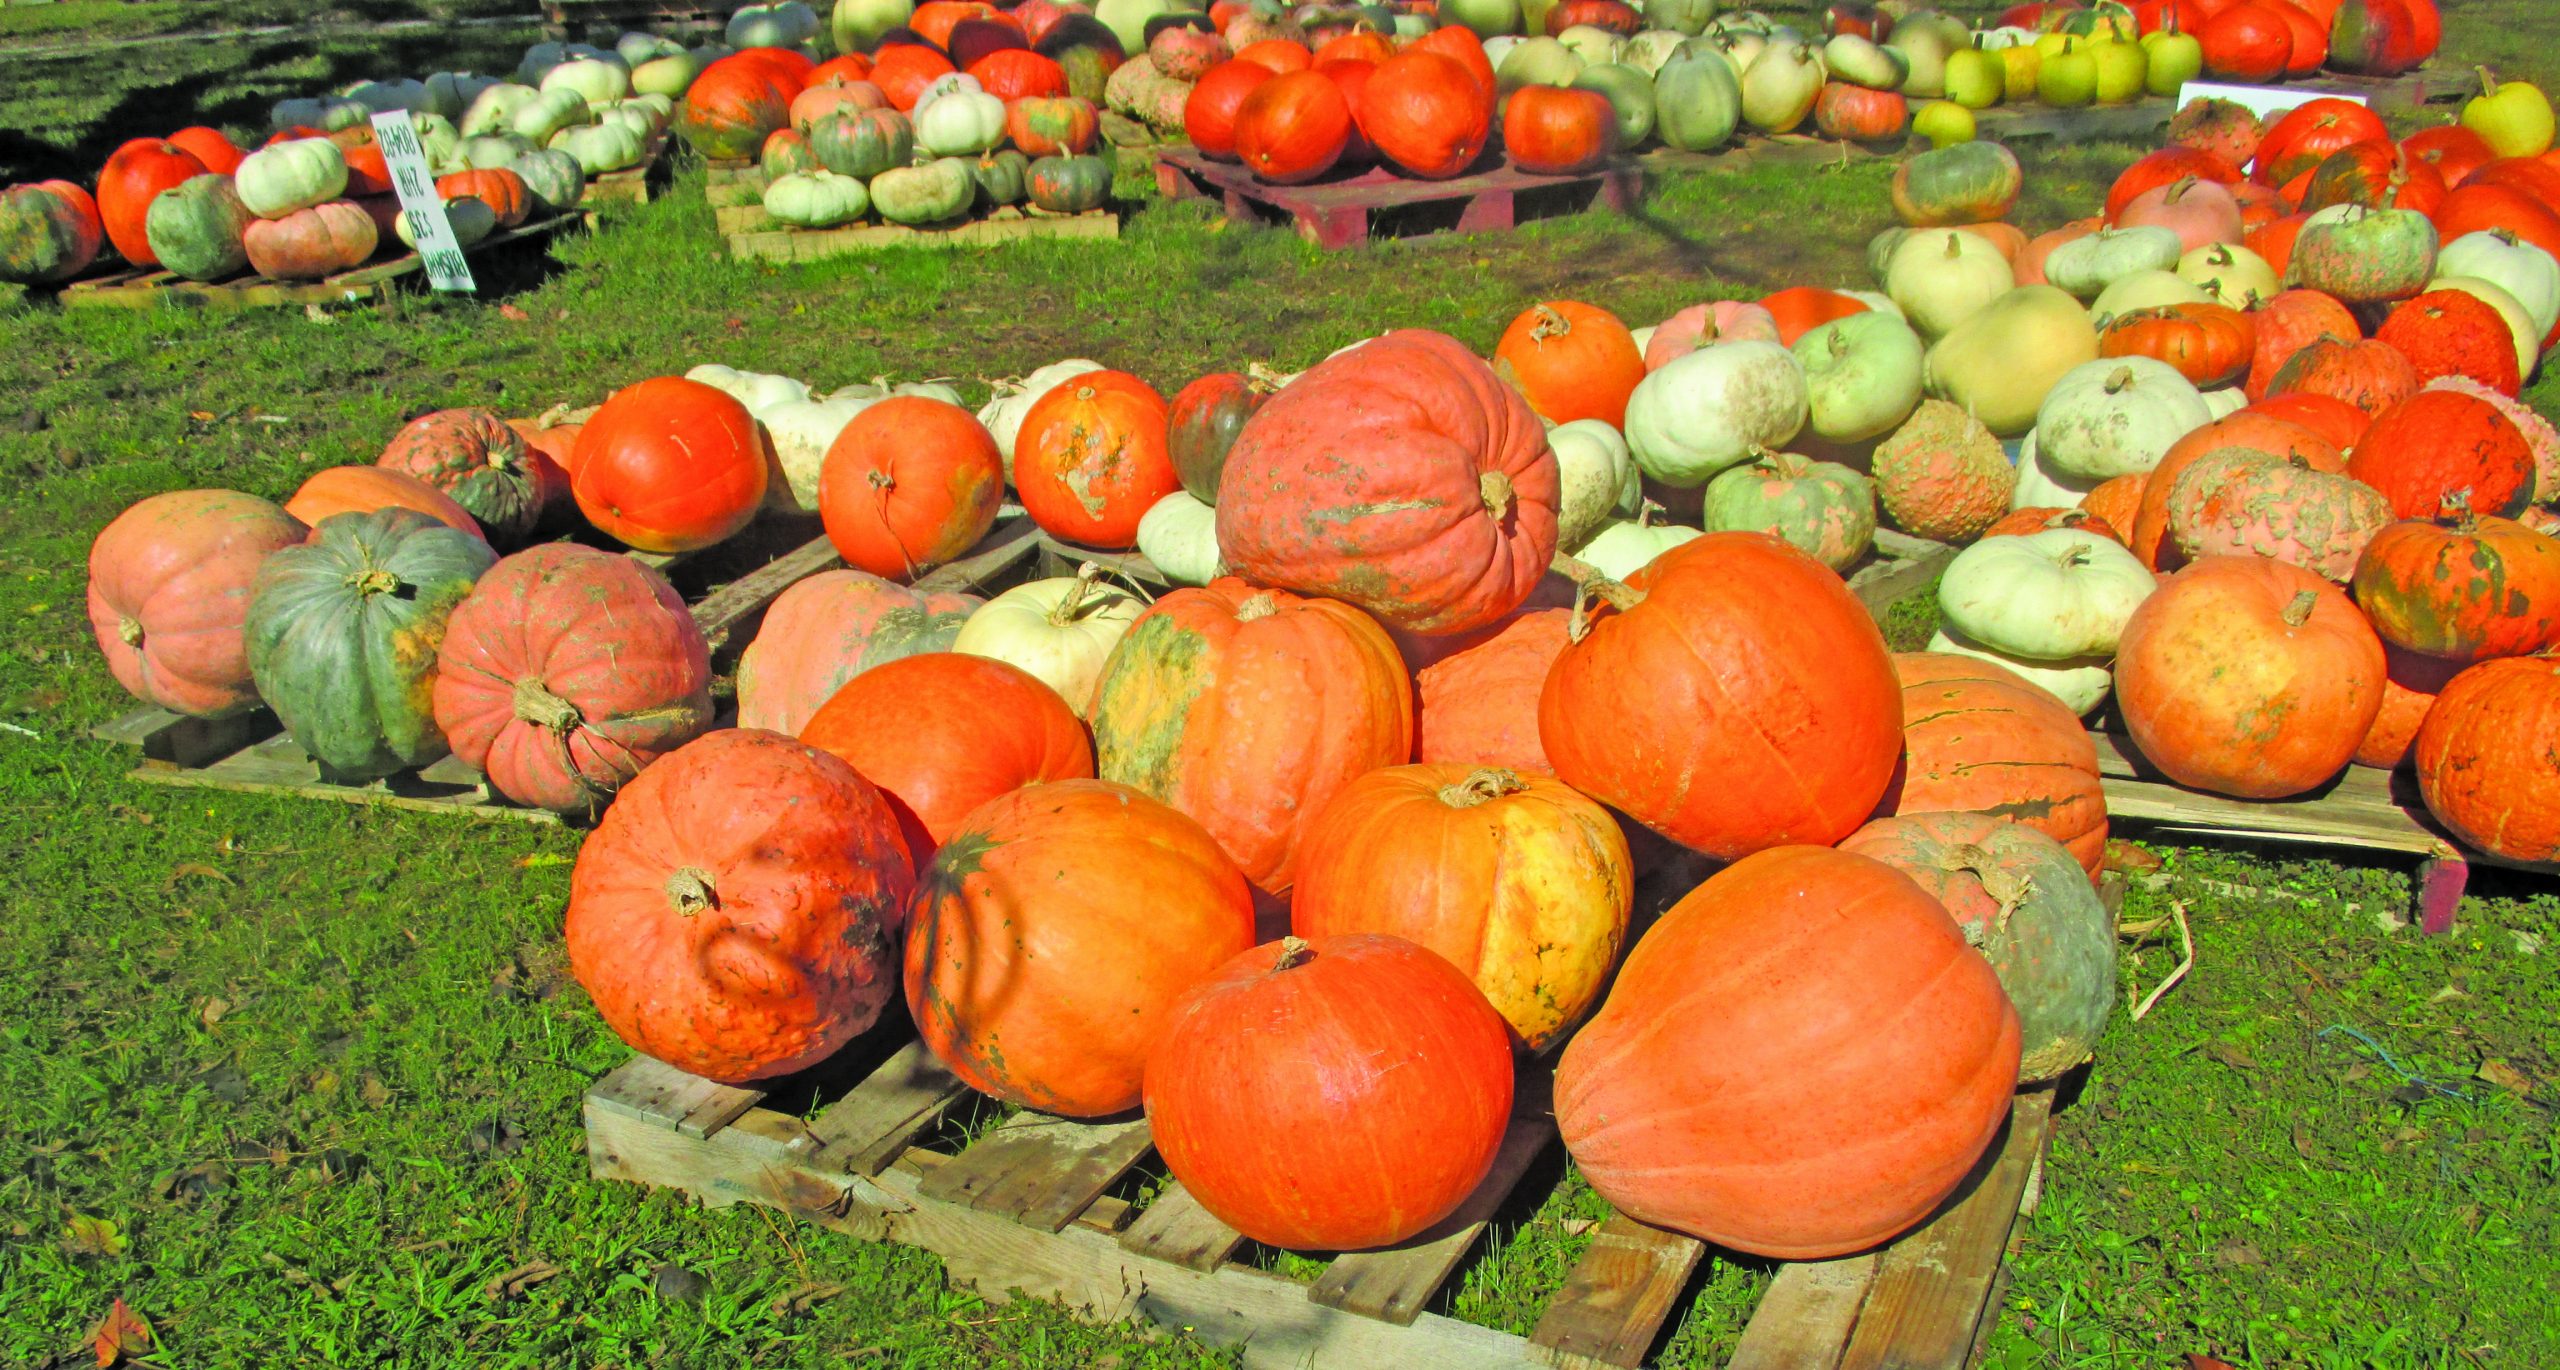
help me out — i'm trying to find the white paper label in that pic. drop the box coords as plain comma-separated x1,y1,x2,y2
371,110,476,294
2179,81,2367,121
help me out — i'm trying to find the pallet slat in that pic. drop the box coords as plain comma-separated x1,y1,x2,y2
1725,1255,1877,1370
1116,1182,1247,1273
1311,1113,1556,1325
803,1040,972,1177
915,1112,1156,1234
1528,1217,1709,1370
588,1055,767,1140
1156,146,1640,249
58,212,587,310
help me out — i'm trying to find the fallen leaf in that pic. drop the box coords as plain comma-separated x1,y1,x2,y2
310,1147,362,1183
89,1298,150,1367
498,303,531,322
187,410,216,422
360,1074,391,1107
199,996,231,1029
468,1119,526,1156
514,852,571,869
770,1281,845,1317
484,1259,562,1302
2101,839,2164,875
2212,1241,2263,1268
64,1214,126,1258
166,862,234,889
2477,1059,2537,1097
2185,1357,2236,1370
153,1162,229,1203
724,315,747,332
2291,1125,2318,1161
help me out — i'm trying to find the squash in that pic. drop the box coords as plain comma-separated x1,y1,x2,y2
1793,309,1925,444
243,200,378,280
968,149,1030,210
509,142,587,215
1939,527,2156,660
245,508,496,780
2098,302,2257,388
1091,580,1413,894
1700,449,1876,572
1927,624,2114,716
908,779,1255,1116
1885,228,2014,339
1924,285,2101,436
1556,846,2019,1259
1494,300,1646,428
872,156,978,225
86,490,306,718
1026,153,1113,212
954,567,1146,707
430,544,713,813
809,107,914,178
1644,300,1781,369
2045,225,2184,301
1650,46,1742,151
2165,448,2395,582
142,175,253,282
2435,228,2560,340
2035,357,2212,481
1166,370,1271,504
677,56,796,159
285,465,485,542
1415,608,1572,776
1623,340,1808,487
1575,505,1701,580
2177,241,2280,310
1891,138,2023,226
733,569,980,736
1014,372,1177,550
2115,556,2386,798
1217,330,1560,635
2351,504,2560,662
375,408,554,547
2415,658,2560,861
0,179,103,284
916,87,1008,155
2344,388,2535,520
1550,418,1640,550
234,137,348,219
1135,491,1222,586
1881,651,2109,874
818,397,1004,580
2427,375,2560,502
802,653,1093,857
2287,205,2438,303
395,195,497,250
566,729,909,1084
762,169,870,227
1870,399,2014,541
552,121,648,174
571,377,767,554
2377,288,2522,395
2088,269,2213,328
2130,411,2347,570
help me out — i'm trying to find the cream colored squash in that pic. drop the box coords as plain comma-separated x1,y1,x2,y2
978,358,1107,475
1929,625,2113,716
2009,430,2101,510
1885,228,2015,339
1939,526,2156,660
1574,506,1701,580
2045,225,2182,301
1622,340,1808,487
760,394,878,514
2033,356,2209,481
1924,285,2099,437
952,567,1145,709
2176,241,2279,311
1135,492,1221,586
1550,418,1641,551
2089,268,2210,327
2437,230,2560,340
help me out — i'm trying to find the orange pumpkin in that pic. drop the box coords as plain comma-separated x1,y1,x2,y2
2244,391,2369,449
2353,645,2464,769
2098,301,2258,387
2345,388,2536,519
1493,300,1645,427
2266,335,2420,420
2373,289,2521,396
1504,85,1617,174
97,137,207,267
1184,58,1277,160
817,397,1005,580
436,168,531,228
1409,25,1498,100
2414,657,2560,860
284,465,486,543
86,490,306,718
1233,69,1352,183
1880,651,2109,875
570,377,768,554
2351,503,2560,661
801,652,1092,857
1359,49,1491,180
1758,285,1871,346
1235,38,1313,72
2434,182,2560,265
1810,82,1909,144
2082,472,2149,542
2131,414,2341,569
1012,371,1178,549
2243,287,2360,400
2404,124,2496,188
1414,608,1572,775
2105,146,2244,221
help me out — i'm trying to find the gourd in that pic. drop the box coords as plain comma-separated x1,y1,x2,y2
143,175,253,282
1923,285,2101,436
511,148,586,213
234,138,349,218
396,196,498,249
1938,527,2155,660
800,653,1094,857
2416,659,2560,862
953,567,1146,707
1700,449,1878,572
1872,399,2014,541
763,169,870,226
1575,503,1701,580
871,157,977,225
1027,154,1113,213
1881,651,2108,873
2165,448,2395,582
2044,225,2182,301
1793,309,1925,442
2034,357,2210,481
734,569,980,735
915,88,1008,155
1136,491,1223,585
1550,417,1641,550
542,58,632,107
979,358,1107,474
551,121,647,174
511,87,597,145
816,397,1004,581
1928,624,2113,716
1622,340,1809,487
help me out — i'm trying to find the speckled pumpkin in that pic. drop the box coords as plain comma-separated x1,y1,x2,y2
375,407,556,547
2428,376,2560,503
2164,448,2397,582
2415,657,2560,861
1871,399,2014,541
2351,506,2560,662
86,489,307,718
733,569,981,735
1878,651,2109,876
1700,449,1876,572
2345,388,2536,520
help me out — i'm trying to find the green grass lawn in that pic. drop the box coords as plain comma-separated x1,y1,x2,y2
2,13,2558,1370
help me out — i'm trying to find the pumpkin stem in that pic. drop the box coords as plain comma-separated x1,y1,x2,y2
1528,304,1572,343
1550,552,1644,613
348,567,402,596
2281,589,2319,628
1479,470,1516,524
1942,233,1962,259
2441,487,2476,532
1946,842,2030,939
2103,365,2136,395
2478,65,2499,99
1047,562,1104,627
1439,768,1527,808
1273,936,1315,972
665,867,717,917
117,616,144,647
1235,592,1279,622
1244,361,1289,394
867,468,895,493
1635,498,1662,529
512,676,584,733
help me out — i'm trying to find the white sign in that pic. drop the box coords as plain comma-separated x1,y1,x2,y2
2180,80,2367,121
370,110,476,294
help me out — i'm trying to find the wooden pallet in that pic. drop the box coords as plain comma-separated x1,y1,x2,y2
1155,147,1643,249
88,516,1047,822
704,157,766,208
539,0,720,38
2090,729,2557,934
586,1028,2059,1370
1639,132,1889,177
54,211,587,310
726,206,1120,261
584,133,674,207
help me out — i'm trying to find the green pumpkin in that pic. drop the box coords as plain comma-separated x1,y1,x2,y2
236,138,349,219
244,508,495,782
763,129,821,181
1026,153,1111,214
509,148,586,214
810,108,914,180
397,195,500,248
1641,0,1717,34
764,170,871,227
463,133,538,170
1573,63,1658,149
1650,47,1742,152
971,149,1030,209
552,120,648,174
1699,449,1878,572
871,157,976,225
145,175,255,282
1889,139,2023,228
0,182,100,285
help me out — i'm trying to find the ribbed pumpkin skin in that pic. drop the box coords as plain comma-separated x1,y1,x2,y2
817,396,1005,578
906,779,1256,1116
0,180,102,283
2350,512,2560,662
572,377,769,554
1216,330,1560,636
2115,556,2385,798
376,407,552,546
2345,389,2535,520
1089,579,1413,895
1839,813,2115,1082
1167,371,1269,504
430,544,713,814
245,509,496,781
242,201,379,280
2354,645,2463,769
734,569,981,735
2415,658,2560,861
1872,399,2013,542
1880,652,2108,876
678,57,796,159
86,490,306,718
2164,448,2396,582
1542,533,1903,860
1555,846,2020,1259
801,652,1094,857
1291,765,1632,1052
1416,608,1572,776
141,174,252,283
567,729,909,1084
2266,336,2419,420
284,465,486,543
1144,935,1516,1250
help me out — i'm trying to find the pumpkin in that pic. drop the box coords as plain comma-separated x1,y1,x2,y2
571,377,767,555
808,107,914,178
1871,400,2016,541
2428,375,2560,501
734,570,980,736
1940,527,2156,661
790,79,888,133
2131,412,2345,569
1361,50,1493,179
1504,85,1615,174
1928,623,2114,717
1007,95,1100,155
1881,651,2109,875
873,156,979,225
1700,449,1876,572
1230,69,1351,183
2047,226,2185,302
2083,472,2149,541
1543,533,1901,858
2345,388,2535,520
242,200,377,280
915,87,1008,157
2105,146,2244,222
2115,555,2385,798
2436,229,2560,343
167,126,246,176
434,168,530,227
375,407,555,547
1217,330,1559,636
1891,140,2021,230
98,138,209,266
1145,934,1515,1249
2351,503,2560,662
1556,846,2019,1259
86,490,306,718
2300,141,2446,217
0,180,103,283
1167,371,1271,503
677,55,796,159
763,169,872,227
1645,300,1782,370
2405,125,2496,188
1923,284,2102,436
430,545,712,813
954,567,1145,706
1151,26,1230,80
1623,340,1809,487
567,729,909,1084
2432,184,2560,267
2243,288,2362,401
1026,152,1112,212
2246,392,2369,451
2265,336,2418,420
908,779,1255,1116
2375,289,2522,395
1649,45,1742,153
235,137,350,218
2169,96,2264,170
1414,608,1571,777
1135,490,1222,585
245,508,495,780
1090,580,1411,894
1885,228,2014,339
285,465,485,542
816,397,1004,581
141,174,252,283
2036,357,2213,482
510,148,586,213
2164,447,2396,581
2327,0,2437,77
1494,301,1644,428
2098,301,2257,387
2178,241,2282,311
2354,645,2464,769
1575,507,1701,581
1793,310,1925,444
2414,657,2560,860
2255,97,2391,186
1812,82,1907,144
969,150,1030,210
969,49,1069,102
802,653,1093,857
1010,372,1176,550
2287,206,2438,303
1838,813,2114,1081
1185,59,1276,158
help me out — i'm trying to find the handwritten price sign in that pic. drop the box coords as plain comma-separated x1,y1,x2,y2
371,110,477,294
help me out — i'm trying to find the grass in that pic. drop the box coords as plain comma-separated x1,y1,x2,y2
3,8,2559,1368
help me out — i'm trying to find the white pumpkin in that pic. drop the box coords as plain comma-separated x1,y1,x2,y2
685,364,810,418
916,88,1006,156
541,57,632,107
2437,230,2560,340
2425,275,2541,380
1938,527,2156,660
2008,430,2099,510
2045,225,2183,301
1136,492,1222,586
551,120,646,174
1628,323,1658,355
1575,510,1701,580
953,569,1146,708
2088,268,2210,327
2176,241,2280,311
2201,385,2247,420
978,358,1107,474
459,82,541,138
761,394,877,513
1793,310,1925,443
2033,356,2210,482
511,86,596,144
911,73,986,113
348,78,431,113
1843,289,1904,321
1885,228,2014,339
1622,340,1808,487
425,72,500,120
1550,418,1641,551
1929,626,2112,716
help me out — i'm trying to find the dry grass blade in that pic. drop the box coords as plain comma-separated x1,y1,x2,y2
2128,901,2195,1023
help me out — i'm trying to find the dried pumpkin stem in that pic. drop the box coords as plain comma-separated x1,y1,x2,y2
2103,365,2136,395
1235,592,1279,622
1946,842,2031,940
1528,304,1571,343
1479,470,1515,523
2281,589,2319,628
1048,562,1104,627
1273,936,1315,972
512,676,584,733
1549,553,1645,614
117,616,144,647
348,568,401,596
1439,769,1527,808
665,867,717,917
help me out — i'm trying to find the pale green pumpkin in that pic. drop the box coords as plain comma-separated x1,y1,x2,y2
764,170,871,227
236,138,349,219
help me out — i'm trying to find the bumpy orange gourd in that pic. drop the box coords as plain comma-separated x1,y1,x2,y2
2415,657,2560,860
1879,652,2109,877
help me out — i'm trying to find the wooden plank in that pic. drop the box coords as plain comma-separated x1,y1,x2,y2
1157,146,1640,246
918,1112,1156,1234
1117,1182,1246,1273
90,707,277,768
1724,1255,1877,1370
801,1039,972,1176
1311,1113,1557,1325
1974,99,2172,142
1031,529,1169,587
1834,1089,2055,1370
914,512,1041,591
585,136,670,206
726,209,1119,262
58,211,585,311
586,1055,767,1140
686,534,841,646
1527,1216,1708,1370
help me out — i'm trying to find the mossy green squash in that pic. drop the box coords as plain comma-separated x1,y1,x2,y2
873,158,977,225
1026,153,1111,213
971,149,1030,209
1889,139,2022,228
144,174,254,282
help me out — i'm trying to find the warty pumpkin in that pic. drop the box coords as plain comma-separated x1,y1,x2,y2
2130,411,2344,570
2414,657,2560,860
86,490,306,718
2264,334,2420,419
2344,387,2536,519
1879,651,2109,876
801,652,1094,857
1871,399,2015,542
2242,287,2362,401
